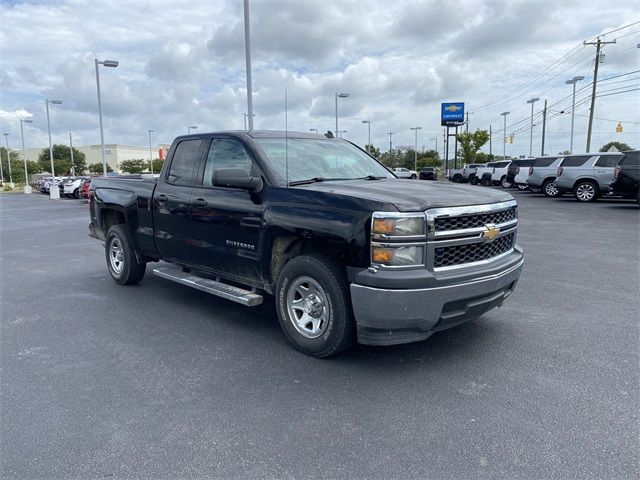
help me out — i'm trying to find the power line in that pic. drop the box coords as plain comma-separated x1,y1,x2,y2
584,20,640,41
597,87,640,98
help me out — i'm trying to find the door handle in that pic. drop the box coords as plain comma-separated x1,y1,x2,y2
157,194,168,203
193,198,208,207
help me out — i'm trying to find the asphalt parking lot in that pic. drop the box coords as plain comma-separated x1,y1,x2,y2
1,190,638,479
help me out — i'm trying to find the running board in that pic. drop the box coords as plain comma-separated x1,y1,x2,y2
152,265,263,307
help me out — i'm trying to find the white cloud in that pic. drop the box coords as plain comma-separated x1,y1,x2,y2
0,0,638,156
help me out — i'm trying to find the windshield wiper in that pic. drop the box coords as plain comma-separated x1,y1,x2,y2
358,175,386,180
288,177,328,186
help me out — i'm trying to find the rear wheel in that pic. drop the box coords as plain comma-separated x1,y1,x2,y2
410,174,417,179
501,176,513,189
469,175,478,185
516,183,528,191
276,254,355,358
105,225,146,285
453,174,462,183
574,181,598,202
481,176,492,186
543,179,562,198
73,188,80,199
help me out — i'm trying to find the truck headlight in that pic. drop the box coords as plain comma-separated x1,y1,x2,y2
372,215,425,237
372,245,424,266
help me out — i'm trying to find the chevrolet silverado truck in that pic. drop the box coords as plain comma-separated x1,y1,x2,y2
89,131,524,357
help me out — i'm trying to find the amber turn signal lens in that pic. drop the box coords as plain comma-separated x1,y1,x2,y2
372,247,394,264
372,218,395,235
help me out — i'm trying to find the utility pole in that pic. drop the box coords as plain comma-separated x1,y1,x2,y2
584,37,616,152
540,100,547,156
243,0,254,131
465,112,472,133
69,130,75,176
388,132,394,155
489,125,492,156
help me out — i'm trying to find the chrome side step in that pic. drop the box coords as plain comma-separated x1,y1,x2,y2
152,265,263,307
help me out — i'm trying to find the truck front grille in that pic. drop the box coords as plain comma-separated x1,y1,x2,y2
426,200,518,271
434,206,517,232
434,232,515,268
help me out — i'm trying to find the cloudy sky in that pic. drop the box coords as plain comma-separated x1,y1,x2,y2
1,0,638,159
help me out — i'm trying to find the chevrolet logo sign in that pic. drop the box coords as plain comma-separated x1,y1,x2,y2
481,223,500,242
444,105,462,112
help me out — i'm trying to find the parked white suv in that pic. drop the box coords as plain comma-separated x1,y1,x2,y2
474,162,500,186
490,161,513,187
393,167,417,179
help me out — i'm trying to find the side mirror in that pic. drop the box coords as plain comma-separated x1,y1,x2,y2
213,168,263,192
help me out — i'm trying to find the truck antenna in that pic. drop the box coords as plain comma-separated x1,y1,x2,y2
285,89,289,187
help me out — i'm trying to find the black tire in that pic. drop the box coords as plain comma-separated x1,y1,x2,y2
542,179,562,198
501,176,513,189
469,175,478,185
73,188,80,199
453,174,462,183
105,225,146,285
275,254,355,358
574,180,598,202
410,174,417,179
481,176,492,186
516,183,528,191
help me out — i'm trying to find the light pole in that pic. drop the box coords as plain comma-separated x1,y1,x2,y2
20,119,33,194
95,59,119,176
69,130,75,176
361,120,371,153
148,129,154,174
565,76,585,153
46,98,63,199
410,127,422,173
430,137,438,154
526,98,539,157
243,0,254,131
388,132,394,155
3,133,13,187
187,125,198,134
335,92,349,137
309,128,318,134
500,112,510,160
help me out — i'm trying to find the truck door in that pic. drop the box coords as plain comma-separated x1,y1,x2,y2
189,137,263,282
153,138,204,263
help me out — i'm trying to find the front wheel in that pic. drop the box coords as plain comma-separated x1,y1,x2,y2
469,175,478,185
501,176,513,189
410,174,417,179
516,183,528,191
276,254,355,358
481,176,492,186
105,225,146,285
574,181,598,202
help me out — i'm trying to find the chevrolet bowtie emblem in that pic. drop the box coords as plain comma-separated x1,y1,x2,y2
482,223,500,242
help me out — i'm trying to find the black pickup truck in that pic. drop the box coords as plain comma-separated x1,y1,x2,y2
89,131,524,357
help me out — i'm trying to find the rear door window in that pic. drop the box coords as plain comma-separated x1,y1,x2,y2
534,157,557,167
595,155,623,167
167,139,203,185
562,155,592,167
494,161,510,168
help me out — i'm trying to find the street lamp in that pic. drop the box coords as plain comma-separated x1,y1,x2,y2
565,76,585,153
187,125,198,134
95,58,119,176
388,132,394,155
309,128,318,134
46,98,63,199
410,127,422,174
500,111,510,160
335,92,349,137
20,119,34,194
526,98,539,157
2,133,13,187
430,136,438,155
148,129,154,174
361,120,371,153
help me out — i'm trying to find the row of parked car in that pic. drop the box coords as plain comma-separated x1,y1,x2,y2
392,167,438,180
37,176,93,198
448,150,639,204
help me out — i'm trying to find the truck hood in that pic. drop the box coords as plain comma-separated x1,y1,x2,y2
298,179,514,212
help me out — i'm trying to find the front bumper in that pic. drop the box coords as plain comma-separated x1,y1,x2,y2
350,248,524,346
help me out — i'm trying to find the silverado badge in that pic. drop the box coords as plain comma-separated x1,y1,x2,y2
481,223,500,242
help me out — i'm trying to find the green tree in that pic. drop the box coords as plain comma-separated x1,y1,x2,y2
417,149,442,169
37,144,86,175
475,152,495,164
119,159,149,174
364,144,381,159
599,141,632,152
88,163,113,174
456,129,490,165
151,158,164,173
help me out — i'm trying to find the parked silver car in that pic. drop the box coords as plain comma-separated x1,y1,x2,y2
555,152,624,202
526,156,563,197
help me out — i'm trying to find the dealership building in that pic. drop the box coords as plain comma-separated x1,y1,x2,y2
23,143,171,173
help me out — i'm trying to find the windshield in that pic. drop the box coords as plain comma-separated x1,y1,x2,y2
255,138,394,185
